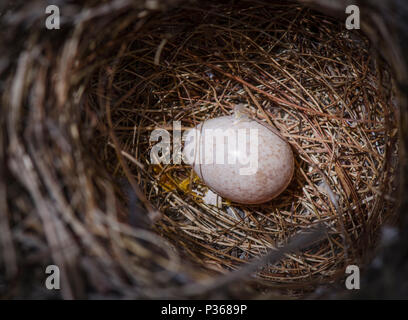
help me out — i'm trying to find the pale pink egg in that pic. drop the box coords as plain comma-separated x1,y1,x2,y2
183,114,294,204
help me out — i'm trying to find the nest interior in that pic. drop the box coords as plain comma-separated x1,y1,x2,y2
1,0,405,299
89,1,398,290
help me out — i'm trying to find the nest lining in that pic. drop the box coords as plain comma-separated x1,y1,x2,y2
87,1,399,290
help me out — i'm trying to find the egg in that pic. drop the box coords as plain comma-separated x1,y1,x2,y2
183,110,294,204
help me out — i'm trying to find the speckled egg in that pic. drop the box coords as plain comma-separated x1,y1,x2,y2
183,114,294,204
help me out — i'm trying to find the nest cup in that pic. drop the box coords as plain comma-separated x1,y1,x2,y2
1,0,405,299
85,1,399,292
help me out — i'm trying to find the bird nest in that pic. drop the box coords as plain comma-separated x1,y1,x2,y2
0,0,403,299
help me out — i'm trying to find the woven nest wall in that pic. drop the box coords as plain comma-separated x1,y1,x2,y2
1,0,407,299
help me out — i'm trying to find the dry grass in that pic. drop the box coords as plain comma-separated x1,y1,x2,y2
87,1,399,292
